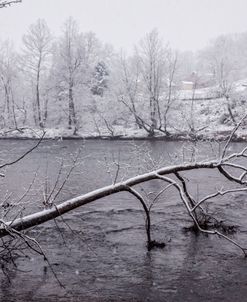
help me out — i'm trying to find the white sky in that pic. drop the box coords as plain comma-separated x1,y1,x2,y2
0,0,247,52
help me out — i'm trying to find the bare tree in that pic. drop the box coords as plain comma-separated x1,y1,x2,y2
52,19,103,133
117,53,145,129
0,40,19,128
201,35,240,125
136,29,166,136
22,19,52,128
52,18,83,133
118,31,179,137
163,48,178,134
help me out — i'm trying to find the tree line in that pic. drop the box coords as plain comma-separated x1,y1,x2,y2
1,18,247,136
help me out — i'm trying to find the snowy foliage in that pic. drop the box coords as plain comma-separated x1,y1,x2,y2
0,18,247,138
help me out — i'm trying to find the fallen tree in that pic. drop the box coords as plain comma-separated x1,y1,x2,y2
1,117,247,256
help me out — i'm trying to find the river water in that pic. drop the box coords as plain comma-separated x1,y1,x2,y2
0,139,247,302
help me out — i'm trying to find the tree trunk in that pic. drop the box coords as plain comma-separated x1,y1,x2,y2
150,96,157,135
68,82,76,130
226,96,236,125
36,59,43,128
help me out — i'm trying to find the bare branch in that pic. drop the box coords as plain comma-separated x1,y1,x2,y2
149,183,174,211
218,166,247,185
0,0,21,8
221,113,247,160
0,132,45,170
196,223,247,257
175,171,196,208
192,187,247,212
124,186,151,244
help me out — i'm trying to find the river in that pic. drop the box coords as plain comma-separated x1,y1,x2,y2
0,139,247,302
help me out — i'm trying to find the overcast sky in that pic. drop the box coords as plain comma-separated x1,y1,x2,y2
0,0,247,52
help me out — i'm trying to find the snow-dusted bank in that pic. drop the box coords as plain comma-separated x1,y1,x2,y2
1,87,247,141
0,125,247,141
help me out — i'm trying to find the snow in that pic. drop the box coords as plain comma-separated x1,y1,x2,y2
0,81,246,141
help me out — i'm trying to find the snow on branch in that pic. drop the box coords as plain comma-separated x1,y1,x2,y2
0,0,21,8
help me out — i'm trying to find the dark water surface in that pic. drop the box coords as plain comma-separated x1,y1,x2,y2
0,139,247,302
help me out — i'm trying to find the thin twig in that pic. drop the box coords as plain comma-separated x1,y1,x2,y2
221,114,247,160
0,132,45,170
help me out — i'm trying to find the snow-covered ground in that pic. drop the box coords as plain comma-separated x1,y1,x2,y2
1,83,247,141
178,86,219,100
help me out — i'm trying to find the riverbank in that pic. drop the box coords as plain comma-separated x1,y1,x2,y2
0,125,246,142
1,94,247,142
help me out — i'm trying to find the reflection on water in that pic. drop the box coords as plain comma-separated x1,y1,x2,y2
0,139,247,301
